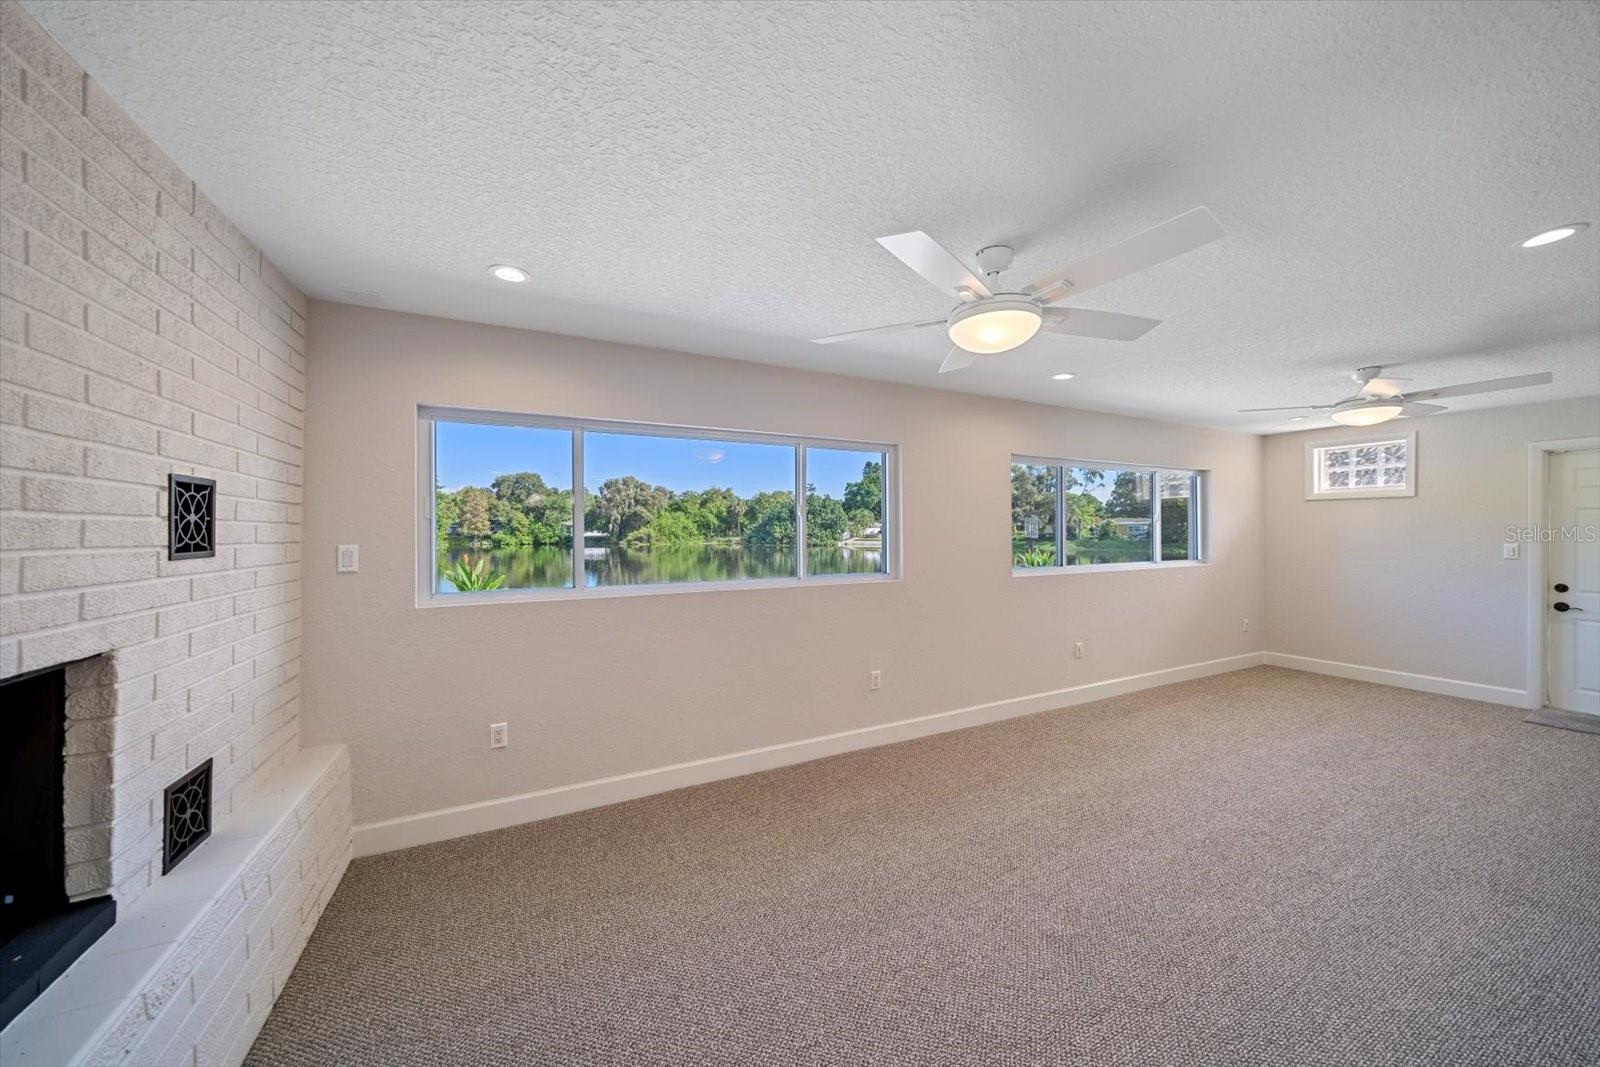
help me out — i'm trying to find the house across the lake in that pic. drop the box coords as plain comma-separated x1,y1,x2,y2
1110,518,1151,540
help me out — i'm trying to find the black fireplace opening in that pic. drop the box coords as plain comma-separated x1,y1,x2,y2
1,664,115,1029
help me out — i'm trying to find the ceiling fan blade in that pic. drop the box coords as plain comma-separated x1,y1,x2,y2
1399,401,1447,416
811,319,945,345
1358,377,1411,398
876,231,992,300
938,347,976,374
1024,207,1225,300
1039,307,1162,341
1404,371,1553,401
1237,405,1332,413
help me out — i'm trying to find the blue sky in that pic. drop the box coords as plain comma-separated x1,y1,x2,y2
436,422,879,499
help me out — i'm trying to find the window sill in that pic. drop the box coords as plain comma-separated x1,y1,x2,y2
417,571,899,607
1304,488,1415,501
1011,560,1211,577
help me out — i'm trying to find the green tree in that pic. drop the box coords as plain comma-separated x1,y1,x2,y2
846,508,876,539
593,476,670,542
625,508,700,548
1106,471,1149,518
1161,496,1190,559
684,487,744,539
1063,467,1106,493
843,461,883,520
1064,492,1103,541
1011,464,1055,540
462,471,573,547
805,490,848,546
457,486,493,541
745,490,796,545
490,471,552,506
435,484,459,542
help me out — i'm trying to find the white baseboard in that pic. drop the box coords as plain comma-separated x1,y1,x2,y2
353,651,1266,857
1262,652,1533,707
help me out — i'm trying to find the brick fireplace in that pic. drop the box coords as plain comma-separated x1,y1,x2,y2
0,4,349,1063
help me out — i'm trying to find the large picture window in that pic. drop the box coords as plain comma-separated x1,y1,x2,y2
421,408,896,601
1010,457,1204,571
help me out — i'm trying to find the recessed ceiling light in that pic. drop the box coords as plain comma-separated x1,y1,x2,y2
1288,416,1310,421
1521,223,1588,248
489,264,529,283
1051,372,1077,381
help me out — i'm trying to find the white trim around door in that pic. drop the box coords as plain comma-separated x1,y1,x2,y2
1524,436,1600,712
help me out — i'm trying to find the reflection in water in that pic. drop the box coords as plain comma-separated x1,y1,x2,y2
1062,542,1149,566
437,543,884,593
1012,540,1154,568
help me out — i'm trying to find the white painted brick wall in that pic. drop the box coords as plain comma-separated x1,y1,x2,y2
1,0,308,908
1,12,350,1064
129,754,350,1067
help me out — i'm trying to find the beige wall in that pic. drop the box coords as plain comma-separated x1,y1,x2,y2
302,302,1265,827
1262,397,1600,694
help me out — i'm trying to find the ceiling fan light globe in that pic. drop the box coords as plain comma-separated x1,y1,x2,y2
1330,399,1404,427
947,299,1042,354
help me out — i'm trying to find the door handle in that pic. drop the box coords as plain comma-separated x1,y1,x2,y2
1553,602,1583,612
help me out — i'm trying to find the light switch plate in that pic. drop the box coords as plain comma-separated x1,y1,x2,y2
1501,543,1520,560
337,544,359,572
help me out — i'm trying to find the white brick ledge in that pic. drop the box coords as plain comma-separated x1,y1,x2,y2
1,744,350,1067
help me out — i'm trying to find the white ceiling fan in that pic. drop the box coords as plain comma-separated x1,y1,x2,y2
1240,365,1554,426
812,207,1226,374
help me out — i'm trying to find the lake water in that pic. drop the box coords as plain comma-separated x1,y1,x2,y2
1012,539,1162,568
438,542,884,593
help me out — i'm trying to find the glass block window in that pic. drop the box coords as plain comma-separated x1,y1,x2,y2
1307,433,1415,499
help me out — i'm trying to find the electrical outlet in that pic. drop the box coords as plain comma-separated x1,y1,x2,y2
870,670,882,691
336,544,359,573
1074,641,1084,659
489,722,508,749
1242,618,1249,632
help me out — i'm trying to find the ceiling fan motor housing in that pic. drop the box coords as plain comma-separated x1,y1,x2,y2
974,244,1015,277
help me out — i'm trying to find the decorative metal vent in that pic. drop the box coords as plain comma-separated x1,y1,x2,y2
162,758,212,874
167,474,216,560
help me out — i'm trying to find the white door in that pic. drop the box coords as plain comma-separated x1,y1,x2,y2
1547,448,1600,713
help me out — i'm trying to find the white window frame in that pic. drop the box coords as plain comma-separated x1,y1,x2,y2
1010,455,1209,576
416,405,899,606
1304,431,1416,500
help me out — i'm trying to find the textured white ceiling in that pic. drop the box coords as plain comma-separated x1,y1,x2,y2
25,0,1599,431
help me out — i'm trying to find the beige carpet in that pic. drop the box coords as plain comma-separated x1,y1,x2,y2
247,667,1600,1066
